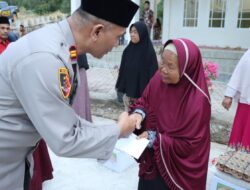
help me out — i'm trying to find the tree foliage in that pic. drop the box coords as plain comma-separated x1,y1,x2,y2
5,0,70,14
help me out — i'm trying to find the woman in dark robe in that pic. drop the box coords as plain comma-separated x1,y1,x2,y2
130,38,211,190
115,21,158,111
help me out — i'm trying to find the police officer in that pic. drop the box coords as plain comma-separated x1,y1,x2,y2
0,0,139,189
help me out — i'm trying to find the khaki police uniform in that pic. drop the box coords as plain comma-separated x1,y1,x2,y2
0,19,119,190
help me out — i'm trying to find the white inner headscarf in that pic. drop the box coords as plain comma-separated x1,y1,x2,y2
164,43,177,55
164,41,211,104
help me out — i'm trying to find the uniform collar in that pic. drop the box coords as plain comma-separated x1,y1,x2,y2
58,19,76,47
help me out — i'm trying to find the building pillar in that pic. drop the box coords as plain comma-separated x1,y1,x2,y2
132,0,140,22
71,0,81,14
162,0,170,43
150,0,156,19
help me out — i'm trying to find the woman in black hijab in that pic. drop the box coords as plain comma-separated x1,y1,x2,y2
115,21,158,110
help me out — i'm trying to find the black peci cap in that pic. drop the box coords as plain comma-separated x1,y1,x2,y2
0,16,10,24
81,0,139,27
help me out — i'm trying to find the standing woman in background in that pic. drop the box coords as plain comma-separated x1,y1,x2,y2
222,48,250,153
153,18,161,40
115,21,158,111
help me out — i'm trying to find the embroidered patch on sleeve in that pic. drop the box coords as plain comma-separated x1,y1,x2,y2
58,68,71,99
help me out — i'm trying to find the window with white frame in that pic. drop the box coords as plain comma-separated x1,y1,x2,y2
183,0,199,27
209,0,227,28
238,0,250,28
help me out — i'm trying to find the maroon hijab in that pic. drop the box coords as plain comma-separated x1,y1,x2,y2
132,38,211,190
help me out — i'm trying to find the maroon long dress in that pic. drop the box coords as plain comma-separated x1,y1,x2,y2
131,38,211,190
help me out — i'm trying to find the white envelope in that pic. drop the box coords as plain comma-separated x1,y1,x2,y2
115,133,149,159
102,149,136,173
103,134,149,172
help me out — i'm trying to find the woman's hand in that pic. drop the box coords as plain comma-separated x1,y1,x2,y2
137,131,148,139
222,96,233,110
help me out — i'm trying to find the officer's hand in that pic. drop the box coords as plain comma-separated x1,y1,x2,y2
137,131,148,139
222,96,232,110
117,112,136,138
129,113,143,130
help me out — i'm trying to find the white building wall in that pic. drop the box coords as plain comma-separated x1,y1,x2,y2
71,0,81,14
162,0,171,44
162,0,250,49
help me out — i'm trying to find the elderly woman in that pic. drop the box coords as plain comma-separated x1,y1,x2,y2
130,38,211,190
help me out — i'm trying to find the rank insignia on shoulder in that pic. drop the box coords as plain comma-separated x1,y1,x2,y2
69,45,78,64
58,67,71,99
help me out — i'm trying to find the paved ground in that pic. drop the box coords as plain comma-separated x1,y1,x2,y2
87,67,237,123
43,67,242,190
43,116,228,190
